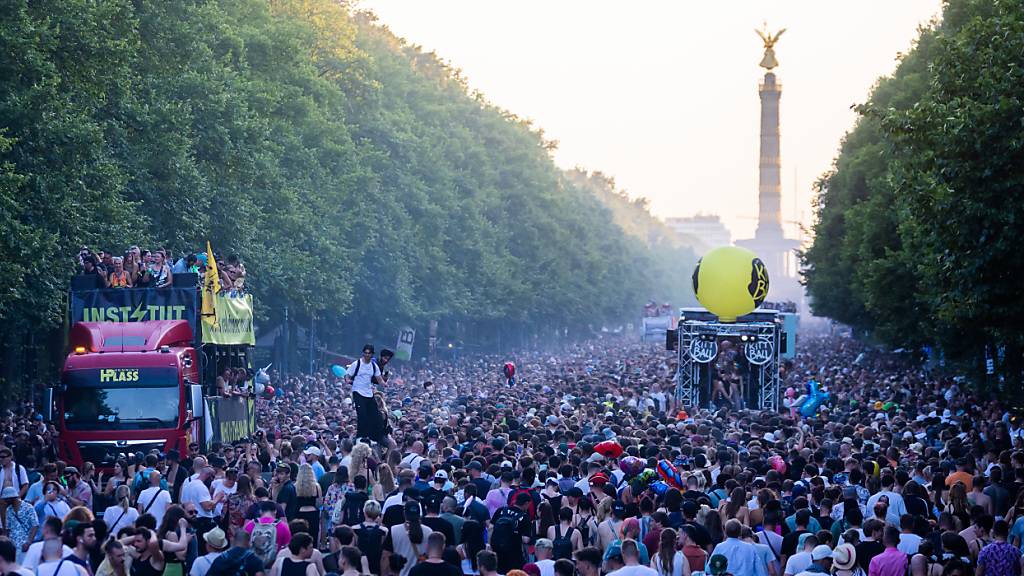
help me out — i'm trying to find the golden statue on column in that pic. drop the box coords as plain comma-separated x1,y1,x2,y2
756,25,786,70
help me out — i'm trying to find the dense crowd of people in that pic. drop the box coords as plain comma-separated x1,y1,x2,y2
75,246,245,293
0,334,1022,576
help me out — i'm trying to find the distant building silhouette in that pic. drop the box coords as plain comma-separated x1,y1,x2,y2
665,214,731,254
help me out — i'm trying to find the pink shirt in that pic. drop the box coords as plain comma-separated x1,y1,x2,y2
868,546,907,576
244,516,292,551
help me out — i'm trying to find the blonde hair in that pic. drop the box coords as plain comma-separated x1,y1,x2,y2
378,464,396,496
350,442,372,480
115,484,132,509
296,463,318,498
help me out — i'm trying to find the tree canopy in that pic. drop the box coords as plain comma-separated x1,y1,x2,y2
804,0,1024,386
0,0,697,388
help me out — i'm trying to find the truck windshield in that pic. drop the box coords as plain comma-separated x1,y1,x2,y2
62,368,179,430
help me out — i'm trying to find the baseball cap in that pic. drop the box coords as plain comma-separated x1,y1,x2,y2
682,500,699,517
434,470,448,481
612,501,626,516
466,461,483,471
707,554,728,575
811,545,833,561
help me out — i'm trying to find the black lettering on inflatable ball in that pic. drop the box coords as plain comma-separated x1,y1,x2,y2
747,258,769,307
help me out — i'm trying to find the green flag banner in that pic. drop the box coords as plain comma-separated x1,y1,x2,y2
201,294,255,345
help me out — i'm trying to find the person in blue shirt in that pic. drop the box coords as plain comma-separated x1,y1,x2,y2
708,519,769,576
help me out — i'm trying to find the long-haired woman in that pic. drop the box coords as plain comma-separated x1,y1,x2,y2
719,487,749,525
383,500,433,576
156,505,191,576
650,528,689,576
375,464,396,501
225,474,256,530
103,484,139,535
944,482,970,530
295,464,323,545
458,520,485,575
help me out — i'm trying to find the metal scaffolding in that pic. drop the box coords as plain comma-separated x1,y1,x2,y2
674,308,782,412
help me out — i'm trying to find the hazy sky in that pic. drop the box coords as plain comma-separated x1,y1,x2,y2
357,1,943,240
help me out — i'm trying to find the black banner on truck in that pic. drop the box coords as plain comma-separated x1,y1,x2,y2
206,396,255,445
70,288,198,338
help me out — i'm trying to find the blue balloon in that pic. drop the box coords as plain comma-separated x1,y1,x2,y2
651,481,670,496
331,364,345,378
800,380,829,417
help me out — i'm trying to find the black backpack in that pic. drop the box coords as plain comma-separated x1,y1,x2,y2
490,509,521,552
552,524,575,560
342,491,369,526
355,523,384,573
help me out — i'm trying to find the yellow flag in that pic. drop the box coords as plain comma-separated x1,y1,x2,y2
201,240,221,327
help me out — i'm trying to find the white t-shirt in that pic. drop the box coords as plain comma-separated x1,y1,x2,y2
137,486,172,525
608,565,658,576
898,533,922,556
23,543,73,570
182,476,216,518
784,551,812,576
6,567,31,576
536,558,556,576
0,463,29,490
212,481,237,516
36,559,85,576
103,505,139,535
346,359,380,398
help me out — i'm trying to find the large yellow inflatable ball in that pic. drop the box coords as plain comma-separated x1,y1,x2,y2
691,246,770,322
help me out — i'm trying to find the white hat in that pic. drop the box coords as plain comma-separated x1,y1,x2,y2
303,446,321,457
811,545,833,561
434,469,448,481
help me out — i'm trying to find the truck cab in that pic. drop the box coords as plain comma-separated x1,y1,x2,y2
53,272,257,469
58,321,199,466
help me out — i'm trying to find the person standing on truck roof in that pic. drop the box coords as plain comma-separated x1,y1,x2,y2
345,345,389,447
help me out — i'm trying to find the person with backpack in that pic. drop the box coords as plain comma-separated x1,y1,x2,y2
334,475,369,529
244,501,292,570
490,492,533,574
355,500,388,576
345,344,389,446
547,507,582,561
205,529,266,576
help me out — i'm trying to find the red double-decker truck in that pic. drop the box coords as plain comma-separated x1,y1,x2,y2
50,274,256,469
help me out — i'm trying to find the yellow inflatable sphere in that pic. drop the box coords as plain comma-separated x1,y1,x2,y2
691,246,770,322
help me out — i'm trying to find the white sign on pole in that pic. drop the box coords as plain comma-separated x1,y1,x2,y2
396,327,415,361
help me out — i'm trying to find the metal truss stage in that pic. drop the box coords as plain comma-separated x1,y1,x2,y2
671,308,783,412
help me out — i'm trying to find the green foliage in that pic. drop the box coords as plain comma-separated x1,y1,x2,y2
805,0,1024,384
0,0,698,365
